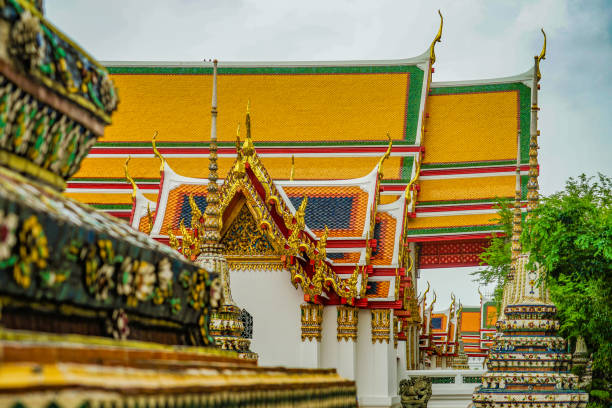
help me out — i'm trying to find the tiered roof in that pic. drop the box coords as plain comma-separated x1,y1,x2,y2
66,38,535,252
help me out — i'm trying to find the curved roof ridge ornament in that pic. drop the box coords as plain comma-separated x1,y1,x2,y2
536,29,546,82
151,131,165,173
419,281,431,306
242,100,255,157
429,10,443,65
429,290,437,311
377,133,392,180
124,156,137,200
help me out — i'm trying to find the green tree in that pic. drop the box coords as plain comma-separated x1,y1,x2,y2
473,174,612,407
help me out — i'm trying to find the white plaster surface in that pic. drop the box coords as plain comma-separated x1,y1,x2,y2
229,268,303,367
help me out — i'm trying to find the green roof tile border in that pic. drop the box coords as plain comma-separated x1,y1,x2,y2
406,224,502,236
429,82,531,164
107,65,425,144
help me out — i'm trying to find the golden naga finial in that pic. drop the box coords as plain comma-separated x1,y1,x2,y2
317,225,329,259
450,292,456,316
419,281,431,306
151,131,165,173
146,203,154,234
189,194,203,232
290,155,295,181
478,287,483,303
430,291,437,311
377,133,393,179
536,28,547,82
124,156,137,200
242,100,255,157
429,10,443,65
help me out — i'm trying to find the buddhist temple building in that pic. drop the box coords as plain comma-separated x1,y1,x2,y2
0,0,358,406
43,6,589,408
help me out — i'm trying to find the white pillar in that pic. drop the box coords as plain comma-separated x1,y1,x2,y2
337,338,358,380
299,338,321,368
357,309,400,408
336,305,359,380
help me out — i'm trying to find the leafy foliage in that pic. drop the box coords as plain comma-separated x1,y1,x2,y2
525,174,612,407
472,199,513,306
472,174,612,407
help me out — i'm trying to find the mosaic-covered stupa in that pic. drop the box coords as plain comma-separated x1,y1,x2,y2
472,31,589,408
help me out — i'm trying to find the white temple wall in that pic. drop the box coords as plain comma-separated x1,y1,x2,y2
321,305,339,370
356,310,401,408
230,268,303,367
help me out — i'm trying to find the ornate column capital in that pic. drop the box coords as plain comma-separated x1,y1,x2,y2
371,309,391,344
337,306,359,342
301,303,323,342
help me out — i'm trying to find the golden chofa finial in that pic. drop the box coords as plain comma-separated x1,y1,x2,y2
536,29,547,82
377,133,392,180
242,100,255,157
429,10,443,65
151,131,165,173
429,291,437,311
290,155,295,181
124,156,137,200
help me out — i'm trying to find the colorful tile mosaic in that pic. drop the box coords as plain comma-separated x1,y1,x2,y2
326,252,361,264
160,185,208,235
371,212,397,266
138,210,156,234
419,239,489,268
283,186,369,238
365,281,390,298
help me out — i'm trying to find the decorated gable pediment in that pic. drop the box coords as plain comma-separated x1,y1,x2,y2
221,203,277,257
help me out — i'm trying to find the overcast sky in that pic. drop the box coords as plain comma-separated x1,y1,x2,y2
46,1,611,304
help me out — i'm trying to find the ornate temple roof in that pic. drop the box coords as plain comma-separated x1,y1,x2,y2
67,59,536,247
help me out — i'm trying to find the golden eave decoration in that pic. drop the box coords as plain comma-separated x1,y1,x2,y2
429,10,443,65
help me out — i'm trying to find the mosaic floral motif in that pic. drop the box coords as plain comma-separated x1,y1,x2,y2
180,268,210,311
82,240,116,300
117,256,134,296
133,260,155,302
8,10,45,71
14,215,48,289
106,308,130,341
0,210,18,262
153,257,173,305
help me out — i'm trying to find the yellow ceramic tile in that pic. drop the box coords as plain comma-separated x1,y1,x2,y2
418,176,515,202
105,73,409,143
406,213,500,230
74,156,402,181
424,91,518,163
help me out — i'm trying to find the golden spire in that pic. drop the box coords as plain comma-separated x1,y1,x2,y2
242,100,255,157
510,130,523,280
233,124,246,177
429,10,443,65
151,131,165,173
124,156,137,200
290,155,295,181
202,59,221,247
527,29,546,215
